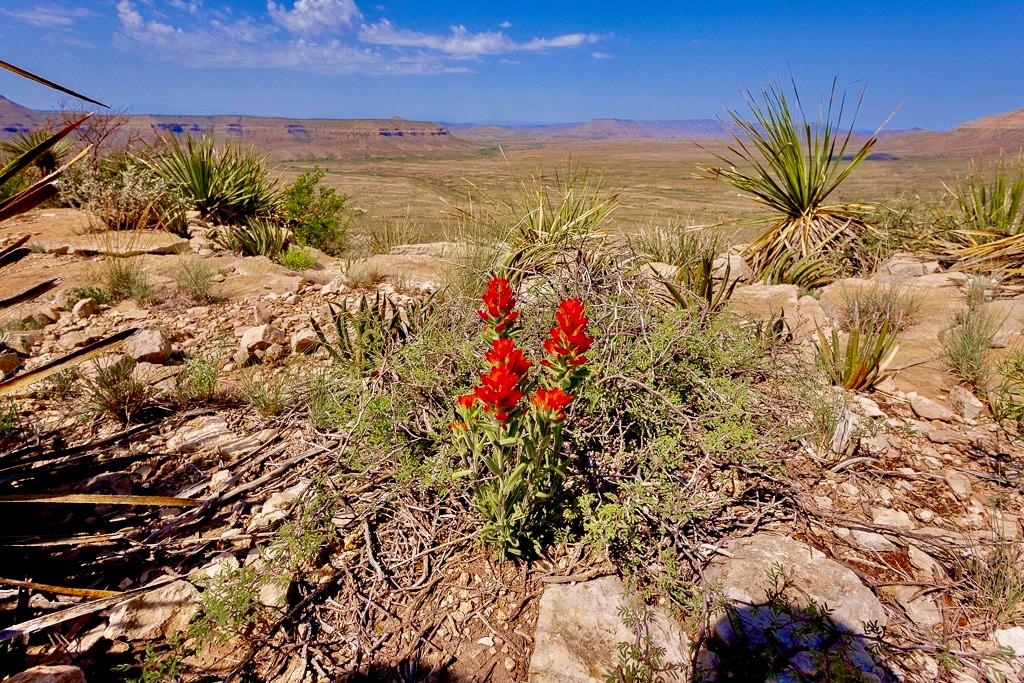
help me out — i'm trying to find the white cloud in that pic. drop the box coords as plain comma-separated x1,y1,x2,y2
114,1,602,75
3,3,93,28
591,51,613,59
267,0,361,36
499,20,512,29
359,20,600,57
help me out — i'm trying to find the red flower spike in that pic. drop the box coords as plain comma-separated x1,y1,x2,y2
485,338,532,376
458,393,478,411
473,366,524,421
530,387,573,422
477,277,520,335
544,298,593,366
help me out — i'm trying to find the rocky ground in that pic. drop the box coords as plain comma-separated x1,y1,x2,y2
1,210,1023,682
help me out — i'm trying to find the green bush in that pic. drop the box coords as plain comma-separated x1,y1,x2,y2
278,246,317,271
282,167,350,255
145,135,279,225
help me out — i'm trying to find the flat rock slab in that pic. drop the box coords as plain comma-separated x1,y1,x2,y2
37,230,190,257
105,579,199,641
528,575,689,682
699,534,892,681
6,666,86,683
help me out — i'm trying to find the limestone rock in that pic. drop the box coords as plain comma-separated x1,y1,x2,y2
125,328,172,364
944,470,973,499
529,575,689,682
948,386,984,422
72,297,98,319
729,284,799,326
58,328,104,351
4,330,42,354
706,534,887,633
167,416,239,454
291,329,318,354
6,665,86,683
240,324,287,356
713,254,752,283
908,392,956,422
994,627,1024,656
105,580,199,641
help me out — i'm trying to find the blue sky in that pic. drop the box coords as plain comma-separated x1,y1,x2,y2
0,1,1022,129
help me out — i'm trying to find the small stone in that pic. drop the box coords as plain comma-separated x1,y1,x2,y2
4,330,41,353
72,297,99,319
254,300,275,325
6,665,86,683
860,433,890,454
872,507,914,529
239,324,287,355
285,294,300,306
125,328,172,364
948,386,984,422
477,636,495,647
291,329,318,354
839,482,860,497
0,352,21,376
909,393,956,422
944,471,973,499
908,545,942,577
914,508,935,523
994,626,1024,656
504,657,516,672
855,396,886,418
849,528,897,551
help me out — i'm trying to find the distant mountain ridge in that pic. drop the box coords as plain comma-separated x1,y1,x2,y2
1,96,1022,156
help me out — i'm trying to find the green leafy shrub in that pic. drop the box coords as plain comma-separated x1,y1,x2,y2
145,135,279,224
175,352,220,403
282,167,350,255
65,286,111,308
278,246,317,271
60,155,188,233
239,370,293,416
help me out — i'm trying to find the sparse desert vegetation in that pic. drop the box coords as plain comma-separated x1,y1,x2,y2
2,61,1024,683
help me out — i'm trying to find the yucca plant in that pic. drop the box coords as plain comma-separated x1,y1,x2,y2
213,219,290,258
761,249,836,289
144,134,279,224
648,230,736,312
310,291,436,370
703,81,879,279
816,324,899,391
942,157,1024,277
1,129,72,175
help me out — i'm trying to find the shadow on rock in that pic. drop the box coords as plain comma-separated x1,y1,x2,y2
693,599,898,682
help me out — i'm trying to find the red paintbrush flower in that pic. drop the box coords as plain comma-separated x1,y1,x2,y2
473,366,524,421
543,298,593,366
477,277,520,335
485,337,532,376
530,386,573,422
458,393,478,411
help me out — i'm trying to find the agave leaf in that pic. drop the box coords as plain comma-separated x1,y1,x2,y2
0,60,107,107
0,577,120,599
0,327,137,396
0,146,92,222
0,277,61,310
0,247,31,271
0,493,199,506
0,114,92,187
0,235,31,260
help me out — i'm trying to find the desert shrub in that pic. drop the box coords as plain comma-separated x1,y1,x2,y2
703,81,878,280
957,528,1024,628
83,357,150,422
641,231,735,312
944,304,999,388
239,370,293,416
816,325,899,391
145,135,279,225
174,257,221,303
214,219,290,259
0,173,30,202
98,256,152,303
369,219,427,255
175,352,220,403
65,286,111,308
60,156,189,233
632,225,723,266
991,348,1024,432
836,284,921,333
1,128,70,175
278,246,317,271
0,400,19,440
282,167,350,255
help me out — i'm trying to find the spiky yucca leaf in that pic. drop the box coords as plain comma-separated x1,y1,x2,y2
816,324,899,391
214,219,290,258
1,129,72,175
761,249,837,288
703,81,879,278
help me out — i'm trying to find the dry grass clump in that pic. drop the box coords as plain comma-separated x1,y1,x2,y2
174,256,222,303
239,370,293,416
82,357,150,422
175,352,221,404
944,279,999,387
99,256,152,303
837,284,921,334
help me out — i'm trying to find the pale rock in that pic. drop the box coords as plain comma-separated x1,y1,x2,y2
729,284,800,328
6,665,86,683
944,470,973,499
72,297,98,319
58,328,104,351
830,406,860,454
291,329,318,354
872,507,914,529
713,254,752,283
529,576,689,682
908,392,956,422
125,328,171,364
4,330,42,353
848,528,897,552
839,482,860,497
855,396,887,418
191,553,240,582
239,324,287,355
948,386,984,422
254,300,275,325
249,480,311,531
994,627,1024,656
860,432,890,455
914,508,935,523
908,545,942,577
892,586,942,629
258,576,291,609
166,416,240,454
105,580,199,641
